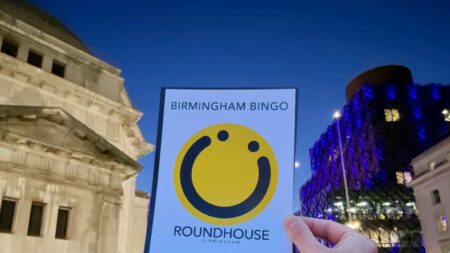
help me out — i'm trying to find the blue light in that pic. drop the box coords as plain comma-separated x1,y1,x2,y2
420,241,426,253
362,155,368,170
387,85,396,100
431,85,440,100
414,107,422,119
362,84,374,100
345,128,352,140
391,243,400,253
418,127,426,140
351,165,357,176
409,86,417,100
364,178,372,189
353,97,359,110
376,148,384,161
348,145,354,156
343,108,349,122
356,116,362,129
358,136,365,147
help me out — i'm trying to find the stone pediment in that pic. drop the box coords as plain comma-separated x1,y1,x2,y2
0,105,140,171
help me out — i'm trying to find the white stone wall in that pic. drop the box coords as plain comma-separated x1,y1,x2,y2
0,5,152,253
0,170,121,253
0,55,150,159
409,137,450,253
131,194,150,253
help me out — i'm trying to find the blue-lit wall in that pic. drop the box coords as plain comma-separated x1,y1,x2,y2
302,83,450,210
300,82,450,250
302,84,380,217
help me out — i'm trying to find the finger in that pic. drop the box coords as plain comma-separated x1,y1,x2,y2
284,215,327,252
299,217,354,245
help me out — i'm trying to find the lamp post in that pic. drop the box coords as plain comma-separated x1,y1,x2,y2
333,111,353,225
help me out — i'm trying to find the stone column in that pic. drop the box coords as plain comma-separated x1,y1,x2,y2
98,196,120,253
0,34,4,50
42,55,52,73
16,44,28,62
118,176,135,253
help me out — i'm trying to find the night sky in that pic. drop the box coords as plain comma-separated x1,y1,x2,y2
28,0,450,209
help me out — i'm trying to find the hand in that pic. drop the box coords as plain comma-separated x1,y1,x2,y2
284,215,377,253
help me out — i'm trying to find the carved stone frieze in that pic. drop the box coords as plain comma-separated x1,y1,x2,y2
65,163,77,180
40,157,53,175
110,174,121,190
11,150,27,168
89,168,98,186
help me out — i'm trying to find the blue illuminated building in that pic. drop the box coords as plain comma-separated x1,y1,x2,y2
300,66,450,252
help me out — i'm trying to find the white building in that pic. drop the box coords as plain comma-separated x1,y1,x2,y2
0,1,153,252
408,136,450,253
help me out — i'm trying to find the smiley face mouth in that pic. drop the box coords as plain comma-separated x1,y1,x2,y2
179,130,272,219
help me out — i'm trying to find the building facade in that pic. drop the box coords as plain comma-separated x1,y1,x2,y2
0,1,153,252
409,135,450,253
300,65,450,252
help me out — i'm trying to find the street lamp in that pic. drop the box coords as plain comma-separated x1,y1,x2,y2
333,111,353,224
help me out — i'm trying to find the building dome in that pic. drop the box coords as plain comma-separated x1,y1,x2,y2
345,65,413,102
0,0,89,52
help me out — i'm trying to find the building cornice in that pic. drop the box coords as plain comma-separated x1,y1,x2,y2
0,159,123,197
0,105,141,173
0,53,143,122
0,16,153,159
407,162,450,188
0,11,121,75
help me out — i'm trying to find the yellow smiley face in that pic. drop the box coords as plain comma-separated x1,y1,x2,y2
173,123,278,225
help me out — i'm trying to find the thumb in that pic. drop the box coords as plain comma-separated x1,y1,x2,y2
284,215,326,253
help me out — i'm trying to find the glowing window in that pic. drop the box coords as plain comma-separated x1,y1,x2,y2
442,109,450,122
384,109,400,122
437,215,448,232
396,172,404,185
404,172,413,183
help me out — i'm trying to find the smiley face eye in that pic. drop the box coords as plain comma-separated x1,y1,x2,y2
248,141,260,152
217,130,229,141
